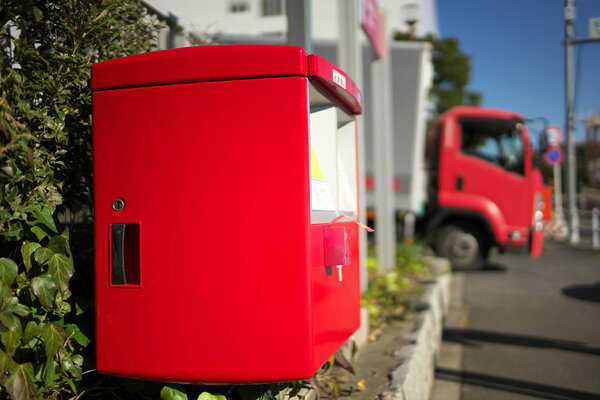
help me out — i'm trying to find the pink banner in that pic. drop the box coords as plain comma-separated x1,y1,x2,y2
361,0,386,58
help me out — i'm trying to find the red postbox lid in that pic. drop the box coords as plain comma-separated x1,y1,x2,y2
92,45,361,115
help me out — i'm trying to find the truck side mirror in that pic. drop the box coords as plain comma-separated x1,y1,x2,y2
539,132,550,153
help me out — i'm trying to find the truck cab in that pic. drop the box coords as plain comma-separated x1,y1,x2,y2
425,106,544,268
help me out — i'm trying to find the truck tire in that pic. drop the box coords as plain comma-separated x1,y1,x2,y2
435,224,488,269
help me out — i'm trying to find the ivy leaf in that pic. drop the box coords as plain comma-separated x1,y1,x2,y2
20,241,41,272
65,323,90,347
30,226,49,241
34,246,53,265
40,323,65,359
62,228,72,257
58,298,71,314
0,284,12,312
0,349,15,375
2,225,23,240
31,205,57,233
43,359,58,387
69,363,82,380
71,354,83,366
0,258,18,286
270,383,291,400
75,296,94,315
48,254,74,293
0,312,23,353
8,297,30,317
60,353,73,373
47,235,67,255
4,363,37,400
160,384,189,400
197,392,226,400
61,227,70,241
32,7,43,22
23,321,40,344
31,274,56,309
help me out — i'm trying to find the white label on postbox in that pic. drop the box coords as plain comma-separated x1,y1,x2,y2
336,265,343,282
332,69,346,89
309,107,338,216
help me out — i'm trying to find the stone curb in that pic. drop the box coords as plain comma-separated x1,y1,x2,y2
381,256,452,400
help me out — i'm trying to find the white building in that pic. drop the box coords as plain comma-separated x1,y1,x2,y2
148,0,439,46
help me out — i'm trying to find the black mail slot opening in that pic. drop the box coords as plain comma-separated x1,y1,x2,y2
110,223,140,285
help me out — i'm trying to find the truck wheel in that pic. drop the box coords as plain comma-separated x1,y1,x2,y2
435,225,487,269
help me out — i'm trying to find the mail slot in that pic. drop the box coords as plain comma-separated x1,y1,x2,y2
92,45,362,383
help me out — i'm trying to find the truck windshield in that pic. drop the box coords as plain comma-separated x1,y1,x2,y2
460,118,525,175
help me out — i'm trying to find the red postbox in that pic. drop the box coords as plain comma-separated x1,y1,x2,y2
92,45,363,383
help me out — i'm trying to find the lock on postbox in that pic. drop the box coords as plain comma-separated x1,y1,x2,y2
92,45,362,383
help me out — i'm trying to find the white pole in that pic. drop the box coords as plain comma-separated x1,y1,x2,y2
570,208,580,244
286,0,312,52
338,0,367,291
554,164,565,223
404,212,415,242
593,208,599,250
564,0,578,244
371,14,396,270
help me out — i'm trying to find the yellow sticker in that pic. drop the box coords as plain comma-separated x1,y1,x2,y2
310,142,324,180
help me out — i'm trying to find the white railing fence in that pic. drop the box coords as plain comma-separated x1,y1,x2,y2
550,208,600,250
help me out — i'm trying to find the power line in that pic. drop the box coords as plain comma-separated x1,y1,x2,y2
574,1,600,10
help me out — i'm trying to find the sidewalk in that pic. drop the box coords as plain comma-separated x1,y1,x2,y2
319,256,452,400
429,273,467,400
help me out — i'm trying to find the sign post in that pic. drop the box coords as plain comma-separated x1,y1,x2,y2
544,146,564,166
544,126,565,223
545,125,565,146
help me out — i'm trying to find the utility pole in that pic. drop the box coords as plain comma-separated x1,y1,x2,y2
286,0,312,53
372,50,396,271
563,0,600,243
338,0,368,290
564,0,577,243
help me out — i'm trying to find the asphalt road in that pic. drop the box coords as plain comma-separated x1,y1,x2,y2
431,239,600,400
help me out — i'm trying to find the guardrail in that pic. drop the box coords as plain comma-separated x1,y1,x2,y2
548,208,600,250
571,208,600,249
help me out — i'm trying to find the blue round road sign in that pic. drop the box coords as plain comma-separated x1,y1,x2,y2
544,146,563,166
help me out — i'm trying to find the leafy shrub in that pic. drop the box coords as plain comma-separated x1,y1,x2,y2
154,382,307,400
0,1,161,398
362,243,430,328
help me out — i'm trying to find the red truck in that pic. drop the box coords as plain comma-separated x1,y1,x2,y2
423,106,545,268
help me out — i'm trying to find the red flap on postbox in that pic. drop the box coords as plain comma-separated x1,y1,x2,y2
323,226,351,266
307,54,362,115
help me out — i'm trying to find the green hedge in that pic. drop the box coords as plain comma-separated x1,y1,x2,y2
0,1,161,398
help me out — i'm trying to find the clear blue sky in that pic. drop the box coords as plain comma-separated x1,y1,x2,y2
437,0,600,144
